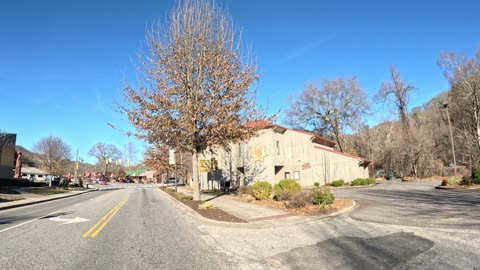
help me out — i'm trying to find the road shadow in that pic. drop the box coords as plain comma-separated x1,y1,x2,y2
203,193,226,202
0,211,74,225
274,232,434,270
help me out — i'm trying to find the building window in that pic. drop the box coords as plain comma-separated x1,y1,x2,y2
284,172,290,179
276,140,280,155
294,171,300,181
238,143,241,158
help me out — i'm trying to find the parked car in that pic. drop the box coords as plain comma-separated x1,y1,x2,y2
118,178,126,183
45,175,61,186
164,177,183,185
99,176,108,185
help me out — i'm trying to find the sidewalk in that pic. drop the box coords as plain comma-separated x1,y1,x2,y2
176,186,301,223
0,187,96,211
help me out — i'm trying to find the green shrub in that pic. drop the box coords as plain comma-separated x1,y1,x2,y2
311,187,335,205
472,166,480,184
251,181,272,200
351,178,376,186
313,182,320,187
331,180,344,187
447,176,460,185
286,192,312,208
274,179,301,195
351,178,364,186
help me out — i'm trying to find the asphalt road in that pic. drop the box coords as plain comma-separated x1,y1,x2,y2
1,181,480,270
0,184,234,270
332,179,480,228
200,180,480,270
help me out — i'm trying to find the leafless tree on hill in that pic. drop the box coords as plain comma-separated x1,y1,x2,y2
438,46,480,164
32,135,72,176
285,77,370,153
88,142,122,174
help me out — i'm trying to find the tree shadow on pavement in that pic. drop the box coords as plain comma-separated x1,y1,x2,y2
274,232,434,270
0,211,74,226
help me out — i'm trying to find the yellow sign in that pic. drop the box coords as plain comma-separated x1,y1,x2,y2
199,160,210,172
199,159,218,172
251,145,268,161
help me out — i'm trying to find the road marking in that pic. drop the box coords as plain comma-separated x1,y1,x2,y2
74,203,81,207
82,196,128,238
0,210,61,233
49,216,89,225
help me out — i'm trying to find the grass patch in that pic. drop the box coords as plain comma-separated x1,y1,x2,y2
25,188,70,195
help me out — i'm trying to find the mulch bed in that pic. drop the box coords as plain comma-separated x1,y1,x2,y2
180,200,247,223
230,195,354,216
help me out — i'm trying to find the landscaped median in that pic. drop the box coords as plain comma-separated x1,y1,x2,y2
159,186,247,223
232,179,355,216
435,174,480,190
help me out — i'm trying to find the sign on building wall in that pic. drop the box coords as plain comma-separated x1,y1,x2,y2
0,134,16,179
251,145,268,162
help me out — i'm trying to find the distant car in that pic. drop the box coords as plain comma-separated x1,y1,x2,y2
99,176,108,185
118,178,126,183
164,177,183,185
45,176,61,185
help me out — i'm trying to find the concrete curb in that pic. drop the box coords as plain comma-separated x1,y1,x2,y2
435,185,480,190
0,189,97,211
157,187,357,228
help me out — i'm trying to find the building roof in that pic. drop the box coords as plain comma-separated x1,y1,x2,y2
21,167,47,174
314,145,372,164
126,169,147,177
245,120,337,148
140,170,156,178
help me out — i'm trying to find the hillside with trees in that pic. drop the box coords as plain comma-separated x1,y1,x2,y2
287,46,480,179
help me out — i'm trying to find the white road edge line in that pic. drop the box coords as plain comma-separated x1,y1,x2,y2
0,210,62,233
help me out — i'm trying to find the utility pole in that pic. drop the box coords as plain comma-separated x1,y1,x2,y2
444,102,457,176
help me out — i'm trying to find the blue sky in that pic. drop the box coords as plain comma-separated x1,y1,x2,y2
1,0,479,164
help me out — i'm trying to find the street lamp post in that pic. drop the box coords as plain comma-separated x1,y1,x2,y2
444,102,457,176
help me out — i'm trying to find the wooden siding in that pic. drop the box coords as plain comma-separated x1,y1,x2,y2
201,127,369,188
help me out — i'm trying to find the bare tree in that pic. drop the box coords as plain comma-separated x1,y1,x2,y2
285,77,369,153
124,142,137,168
378,65,415,132
119,0,261,200
32,135,72,175
88,142,122,175
438,46,480,155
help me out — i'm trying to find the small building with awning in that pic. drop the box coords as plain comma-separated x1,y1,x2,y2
126,169,147,183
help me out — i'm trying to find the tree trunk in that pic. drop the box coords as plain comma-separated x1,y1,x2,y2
192,150,201,201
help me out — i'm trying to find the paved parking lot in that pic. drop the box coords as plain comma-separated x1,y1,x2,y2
332,179,480,229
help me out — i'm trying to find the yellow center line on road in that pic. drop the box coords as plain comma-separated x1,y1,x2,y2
82,196,129,238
